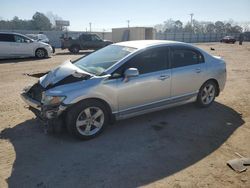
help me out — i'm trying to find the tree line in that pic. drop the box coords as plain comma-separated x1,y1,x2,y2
155,19,244,34
0,12,63,31
0,13,247,33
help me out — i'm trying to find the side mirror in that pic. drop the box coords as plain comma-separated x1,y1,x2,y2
25,39,32,43
124,68,139,82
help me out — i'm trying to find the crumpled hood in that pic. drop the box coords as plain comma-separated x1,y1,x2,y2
40,60,91,88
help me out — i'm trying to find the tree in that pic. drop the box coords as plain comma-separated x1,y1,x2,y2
215,21,225,33
231,25,243,33
184,22,192,32
224,23,232,33
163,19,176,32
241,21,250,32
32,12,52,30
155,19,243,34
46,11,64,30
206,23,216,33
174,20,183,32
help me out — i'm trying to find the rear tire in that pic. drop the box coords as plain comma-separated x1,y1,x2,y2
69,45,80,54
196,81,217,108
66,100,109,140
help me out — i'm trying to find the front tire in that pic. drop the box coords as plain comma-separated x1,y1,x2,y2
196,81,217,107
35,48,47,58
66,100,109,140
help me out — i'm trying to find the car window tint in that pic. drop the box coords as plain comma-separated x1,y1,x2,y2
0,34,15,42
81,35,91,41
171,48,204,68
91,35,101,41
14,35,27,43
114,47,169,76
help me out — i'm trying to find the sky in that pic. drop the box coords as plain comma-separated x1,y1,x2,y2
1,0,250,31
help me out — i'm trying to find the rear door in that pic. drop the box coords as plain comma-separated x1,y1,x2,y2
170,46,206,98
0,33,15,58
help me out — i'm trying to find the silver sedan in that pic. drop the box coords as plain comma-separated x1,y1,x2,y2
21,40,227,139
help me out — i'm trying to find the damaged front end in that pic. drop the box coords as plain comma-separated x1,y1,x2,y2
21,61,92,132
21,82,69,132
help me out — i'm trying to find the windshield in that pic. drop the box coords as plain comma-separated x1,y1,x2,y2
74,45,136,75
26,34,37,40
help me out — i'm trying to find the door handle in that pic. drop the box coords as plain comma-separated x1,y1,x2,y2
195,68,202,73
158,75,170,80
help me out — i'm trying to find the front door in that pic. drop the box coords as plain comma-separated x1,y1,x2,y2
13,35,34,57
113,46,171,114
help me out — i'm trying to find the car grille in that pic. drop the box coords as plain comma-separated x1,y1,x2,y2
27,83,45,102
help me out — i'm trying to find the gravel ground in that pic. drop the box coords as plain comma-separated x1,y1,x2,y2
0,43,250,188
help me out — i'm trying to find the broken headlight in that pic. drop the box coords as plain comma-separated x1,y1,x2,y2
41,93,66,105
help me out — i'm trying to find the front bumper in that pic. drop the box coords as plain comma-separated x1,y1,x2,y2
46,46,53,57
21,93,41,110
21,92,67,120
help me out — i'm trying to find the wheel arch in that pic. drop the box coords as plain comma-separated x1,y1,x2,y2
66,97,115,123
35,47,48,57
70,44,80,49
202,78,220,96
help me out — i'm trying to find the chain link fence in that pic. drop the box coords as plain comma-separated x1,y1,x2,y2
156,32,241,43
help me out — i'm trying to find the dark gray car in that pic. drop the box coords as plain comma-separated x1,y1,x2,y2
61,33,112,53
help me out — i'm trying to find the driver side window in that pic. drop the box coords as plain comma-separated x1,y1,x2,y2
14,35,29,43
91,35,101,41
112,46,169,77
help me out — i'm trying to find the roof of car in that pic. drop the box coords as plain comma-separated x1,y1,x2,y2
114,40,185,49
0,32,29,37
0,32,21,35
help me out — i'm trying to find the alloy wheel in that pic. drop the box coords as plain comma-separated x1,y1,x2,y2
76,107,105,136
36,49,45,58
201,84,215,105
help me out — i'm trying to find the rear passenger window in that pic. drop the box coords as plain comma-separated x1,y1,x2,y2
0,34,15,42
171,48,204,68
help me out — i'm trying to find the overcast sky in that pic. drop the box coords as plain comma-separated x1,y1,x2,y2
1,0,250,31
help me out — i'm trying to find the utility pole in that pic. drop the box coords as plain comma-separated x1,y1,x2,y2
189,13,194,32
102,29,105,39
127,20,130,28
89,22,92,32
189,13,194,27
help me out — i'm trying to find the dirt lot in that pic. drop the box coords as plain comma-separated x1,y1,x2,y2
0,43,250,188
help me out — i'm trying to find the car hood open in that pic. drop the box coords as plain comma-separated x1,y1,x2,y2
40,60,91,88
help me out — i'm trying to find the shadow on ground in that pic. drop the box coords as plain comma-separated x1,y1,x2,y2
0,57,46,64
0,102,244,188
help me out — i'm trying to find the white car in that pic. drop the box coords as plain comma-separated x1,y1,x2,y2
0,32,53,59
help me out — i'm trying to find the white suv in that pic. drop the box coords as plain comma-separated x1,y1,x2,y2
0,32,53,59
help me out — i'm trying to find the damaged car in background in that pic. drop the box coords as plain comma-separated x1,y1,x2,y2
21,40,227,140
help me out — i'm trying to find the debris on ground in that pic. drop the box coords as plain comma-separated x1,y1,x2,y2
227,153,250,173
23,72,48,78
